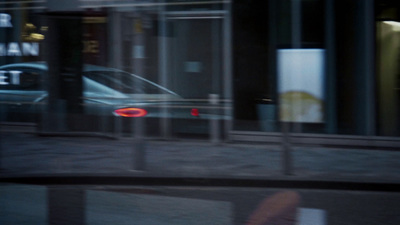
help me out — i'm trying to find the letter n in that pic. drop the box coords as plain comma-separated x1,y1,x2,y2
23,42,39,56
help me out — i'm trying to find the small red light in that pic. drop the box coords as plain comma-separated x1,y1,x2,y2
191,108,199,117
114,108,147,117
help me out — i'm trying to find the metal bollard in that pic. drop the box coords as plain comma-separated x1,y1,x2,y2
209,94,220,144
132,115,146,171
133,136,146,171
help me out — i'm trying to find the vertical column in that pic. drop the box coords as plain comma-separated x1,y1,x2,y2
212,17,221,96
268,0,278,132
132,14,146,170
110,10,123,137
363,0,376,136
133,15,146,138
44,16,83,133
159,3,172,139
223,1,233,140
325,0,337,134
354,0,375,135
290,0,302,134
209,94,220,143
281,0,302,176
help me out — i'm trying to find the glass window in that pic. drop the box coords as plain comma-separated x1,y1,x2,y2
232,0,325,133
0,69,44,91
375,0,400,137
83,71,172,95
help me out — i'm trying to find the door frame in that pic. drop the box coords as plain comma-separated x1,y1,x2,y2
158,9,232,139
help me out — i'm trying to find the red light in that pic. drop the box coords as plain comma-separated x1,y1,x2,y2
191,108,199,117
114,108,147,117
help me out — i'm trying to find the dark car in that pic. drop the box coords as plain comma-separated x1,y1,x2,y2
0,62,214,134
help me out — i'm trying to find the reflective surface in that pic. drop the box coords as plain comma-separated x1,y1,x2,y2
2,183,400,225
1,1,400,225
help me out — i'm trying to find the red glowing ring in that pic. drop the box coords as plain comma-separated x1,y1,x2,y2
114,108,147,117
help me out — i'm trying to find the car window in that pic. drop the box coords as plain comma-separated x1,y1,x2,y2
0,68,45,91
83,71,169,94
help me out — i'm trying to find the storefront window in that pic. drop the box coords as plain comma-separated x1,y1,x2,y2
3,0,392,139
1,0,231,139
232,0,325,133
0,3,46,123
376,0,400,137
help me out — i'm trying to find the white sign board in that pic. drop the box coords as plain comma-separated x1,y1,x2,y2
278,49,325,123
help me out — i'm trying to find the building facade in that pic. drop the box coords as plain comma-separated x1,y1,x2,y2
1,0,400,145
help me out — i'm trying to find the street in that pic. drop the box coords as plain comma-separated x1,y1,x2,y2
1,183,400,225
1,131,400,224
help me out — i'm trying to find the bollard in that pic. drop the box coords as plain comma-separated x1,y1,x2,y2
132,113,146,171
282,122,293,175
133,137,146,171
209,94,220,144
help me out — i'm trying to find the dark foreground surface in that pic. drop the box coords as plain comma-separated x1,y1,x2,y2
1,131,400,225
1,183,400,225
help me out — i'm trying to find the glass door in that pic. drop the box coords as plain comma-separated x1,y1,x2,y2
161,11,230,137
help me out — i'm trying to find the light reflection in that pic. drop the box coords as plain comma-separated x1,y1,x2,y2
23,23,45,41
29,33,45,40
383,21,400,31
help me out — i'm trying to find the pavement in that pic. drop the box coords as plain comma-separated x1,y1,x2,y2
1,131,400,185
2,130,400,225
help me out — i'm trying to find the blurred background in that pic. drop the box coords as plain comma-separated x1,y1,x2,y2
1,0,400,141
2,0,400,225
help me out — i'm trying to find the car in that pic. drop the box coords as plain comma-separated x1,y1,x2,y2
0,62,215,134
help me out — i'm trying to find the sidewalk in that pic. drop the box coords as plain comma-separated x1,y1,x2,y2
1,131,400,184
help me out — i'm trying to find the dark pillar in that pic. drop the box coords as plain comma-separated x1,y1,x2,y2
42,14,83,132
